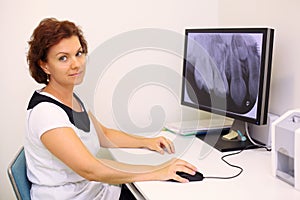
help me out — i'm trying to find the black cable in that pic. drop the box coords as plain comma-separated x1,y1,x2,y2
203,145,270,180
199,121,272,180
203,148,244,180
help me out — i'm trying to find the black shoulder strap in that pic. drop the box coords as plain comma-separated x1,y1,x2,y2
27,91,90,132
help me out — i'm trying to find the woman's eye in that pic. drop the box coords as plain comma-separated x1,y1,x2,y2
59,56,67,62
76,51,83,57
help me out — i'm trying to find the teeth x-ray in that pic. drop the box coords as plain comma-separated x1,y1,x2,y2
184,32,263,115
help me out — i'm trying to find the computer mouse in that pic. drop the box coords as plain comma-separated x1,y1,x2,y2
168,171,204,182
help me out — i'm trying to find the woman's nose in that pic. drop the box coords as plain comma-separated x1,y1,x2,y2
70,56,81,68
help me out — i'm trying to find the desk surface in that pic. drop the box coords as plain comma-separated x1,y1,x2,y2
109,131,300,200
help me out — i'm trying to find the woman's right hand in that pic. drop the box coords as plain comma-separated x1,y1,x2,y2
153,158,197,183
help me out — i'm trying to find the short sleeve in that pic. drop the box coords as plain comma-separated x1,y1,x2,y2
28,102,73,138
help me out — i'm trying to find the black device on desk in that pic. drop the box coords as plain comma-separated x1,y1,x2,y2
168,171,204,182
181,27,275,152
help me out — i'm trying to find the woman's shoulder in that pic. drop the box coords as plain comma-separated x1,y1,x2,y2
27,90,63,110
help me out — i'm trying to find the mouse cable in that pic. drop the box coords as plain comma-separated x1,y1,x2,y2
203,148,244,180
203,145,270,180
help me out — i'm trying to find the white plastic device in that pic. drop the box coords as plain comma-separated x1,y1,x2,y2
271,109,300,190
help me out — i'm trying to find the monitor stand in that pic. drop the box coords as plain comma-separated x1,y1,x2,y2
196,119,261,152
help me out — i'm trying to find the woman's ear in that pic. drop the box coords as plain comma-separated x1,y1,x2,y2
38,60,50,74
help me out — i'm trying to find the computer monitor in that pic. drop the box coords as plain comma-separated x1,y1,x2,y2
181,28,274,151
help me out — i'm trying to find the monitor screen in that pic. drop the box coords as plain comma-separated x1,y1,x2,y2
181,28,274,126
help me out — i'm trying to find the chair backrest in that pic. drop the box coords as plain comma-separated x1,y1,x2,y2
7,147,31,200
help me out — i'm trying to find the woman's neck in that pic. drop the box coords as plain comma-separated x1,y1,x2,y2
42,81,83,112
42,83,75,109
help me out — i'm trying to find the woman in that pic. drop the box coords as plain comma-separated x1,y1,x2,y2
25,18,197,199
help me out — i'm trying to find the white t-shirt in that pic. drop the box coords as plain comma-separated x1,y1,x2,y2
24,91,121,200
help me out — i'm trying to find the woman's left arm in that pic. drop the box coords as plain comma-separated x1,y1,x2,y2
89,111,175,154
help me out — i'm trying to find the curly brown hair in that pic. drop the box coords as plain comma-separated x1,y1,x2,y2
27,18,88,84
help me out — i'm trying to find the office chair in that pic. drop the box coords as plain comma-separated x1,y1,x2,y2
7,147,31,200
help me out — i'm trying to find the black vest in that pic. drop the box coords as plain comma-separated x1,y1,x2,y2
27,91,90,132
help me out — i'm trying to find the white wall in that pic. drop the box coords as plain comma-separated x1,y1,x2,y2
0,0,218,199
219,0,300,115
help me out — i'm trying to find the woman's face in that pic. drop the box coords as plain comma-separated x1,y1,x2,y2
41,35,86,88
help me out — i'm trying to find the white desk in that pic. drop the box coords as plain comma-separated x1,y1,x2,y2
109,131,300,200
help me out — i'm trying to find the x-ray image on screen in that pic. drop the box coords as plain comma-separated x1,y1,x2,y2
184,32,263,118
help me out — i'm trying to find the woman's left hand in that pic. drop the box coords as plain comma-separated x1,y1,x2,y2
144,136,175,154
